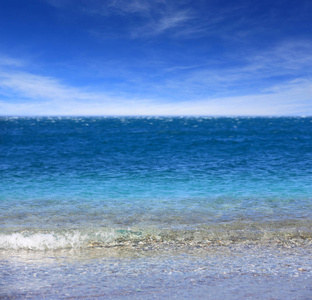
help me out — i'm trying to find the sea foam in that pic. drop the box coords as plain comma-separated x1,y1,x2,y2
0,230,116,250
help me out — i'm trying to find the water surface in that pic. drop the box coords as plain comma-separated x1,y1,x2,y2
1,116,311,298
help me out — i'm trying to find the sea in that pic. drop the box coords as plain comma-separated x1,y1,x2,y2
1,116,312,299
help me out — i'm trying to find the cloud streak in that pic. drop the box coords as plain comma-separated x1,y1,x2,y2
51,0,199,38
42,0,312,42
0,68,311,116
132,9,194,37
0,56,26,68
158,40,312,99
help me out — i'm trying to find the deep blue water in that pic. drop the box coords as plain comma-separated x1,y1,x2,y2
0,116,312,250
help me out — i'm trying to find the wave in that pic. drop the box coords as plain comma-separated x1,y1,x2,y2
1,222,312,251
0,229,117,251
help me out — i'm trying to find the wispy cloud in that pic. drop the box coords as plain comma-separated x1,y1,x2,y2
0,71,109,102
0,68,311,116
245,40,312,73
93,0,251,39
107,0,153,14
42,0,311,42
1,35,311,116
108,0,198,38
158,40,312,99
51,0,199,38
131,10,194,38
0,56,26,68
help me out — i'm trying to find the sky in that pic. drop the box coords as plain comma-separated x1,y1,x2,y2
0,0,311,116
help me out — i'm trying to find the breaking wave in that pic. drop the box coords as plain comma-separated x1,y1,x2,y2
1,222,312,251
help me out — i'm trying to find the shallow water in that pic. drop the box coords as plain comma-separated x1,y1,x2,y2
1,243,312,299
1,116,312,298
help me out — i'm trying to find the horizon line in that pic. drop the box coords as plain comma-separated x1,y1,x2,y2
1,114,311,118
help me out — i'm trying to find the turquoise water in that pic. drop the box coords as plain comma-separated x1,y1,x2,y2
1,116,312,298
1,116,312,248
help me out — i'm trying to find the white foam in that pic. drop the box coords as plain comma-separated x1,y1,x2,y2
0,230,116,250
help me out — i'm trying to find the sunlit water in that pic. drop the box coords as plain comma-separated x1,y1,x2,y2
1,116,312,298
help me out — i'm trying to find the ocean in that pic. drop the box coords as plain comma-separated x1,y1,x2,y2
1,116,312,299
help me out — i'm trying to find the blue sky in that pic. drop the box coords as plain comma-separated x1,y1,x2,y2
0,0,311,116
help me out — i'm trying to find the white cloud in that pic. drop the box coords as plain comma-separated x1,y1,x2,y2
78,0,198,38
1,37,311,117
158,40,312,99
0,56,25,68
0,70,311,116
0,72,95,101
137,10,193,37
246,40,312,73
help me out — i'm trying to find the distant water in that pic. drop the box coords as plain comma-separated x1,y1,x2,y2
1,116,312,298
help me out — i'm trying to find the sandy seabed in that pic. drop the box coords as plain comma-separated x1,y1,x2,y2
1,242,312,299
